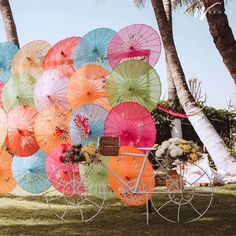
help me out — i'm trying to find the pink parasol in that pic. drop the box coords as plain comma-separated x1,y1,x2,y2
0,81,4,108
108,24,161,69
104,102,156,147
34,69,70,111
0,107,7,147
43,37,81,77
46,144,85,195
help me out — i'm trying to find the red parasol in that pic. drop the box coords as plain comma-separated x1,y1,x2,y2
34,69,70,111
34,105,72,154
108,24,161,69
43,37,81,77
6,105,39,157
104,102,156,147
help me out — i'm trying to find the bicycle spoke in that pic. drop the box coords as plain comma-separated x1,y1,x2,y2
85,197,101,208
177,204,181,222
190,202,202,216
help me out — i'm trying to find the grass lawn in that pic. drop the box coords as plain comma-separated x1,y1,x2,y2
0,184,236,236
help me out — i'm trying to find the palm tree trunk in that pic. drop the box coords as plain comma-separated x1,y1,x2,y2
151,0,235,171
167,64,177,100
0,0,19,47
163,0,177,101
204,0,236,84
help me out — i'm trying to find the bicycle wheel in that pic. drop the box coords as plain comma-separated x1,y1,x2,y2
46,162,107,222
107,146,155,206
45,163,85,220
78,159,115,222
151,162,214,223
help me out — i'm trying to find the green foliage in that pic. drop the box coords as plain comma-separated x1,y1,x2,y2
152,100,236,154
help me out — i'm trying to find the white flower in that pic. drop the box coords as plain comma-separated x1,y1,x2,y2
168,138,181,144
176,148,183,156
161,141,170,149
170,147,183,158
170,148,179,158
155,148,165,157
168,143,177,151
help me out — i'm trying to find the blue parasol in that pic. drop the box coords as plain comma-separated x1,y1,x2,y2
12,150,51,194
70,104,108,145
0,42,19,83
73,28,116,71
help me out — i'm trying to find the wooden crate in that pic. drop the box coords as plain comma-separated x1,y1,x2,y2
98,136,120,156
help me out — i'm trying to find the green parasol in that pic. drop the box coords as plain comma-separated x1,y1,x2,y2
106,60,161,112
79,156,115,199
2,73,36,112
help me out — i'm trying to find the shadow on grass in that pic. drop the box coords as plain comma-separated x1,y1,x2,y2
0,185,236,236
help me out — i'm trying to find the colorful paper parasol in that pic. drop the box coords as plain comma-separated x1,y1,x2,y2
34,69,70,111
34,105,72,154
0,81,4,108
43,36,81,77
2,73,36,112
12,150,51,194
79,156,115,199
68,64,111,111
107,146,155,206
73,28,116,70
106,60,161,112
104,102,156,147
70,104,108,145
0,42,19,83
46,144,85,195
108,24,161,68
6,105,39,157
0,107,7,146
11,40,51,79
0,148,16,194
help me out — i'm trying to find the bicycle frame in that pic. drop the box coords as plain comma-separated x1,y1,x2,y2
97,150,152,194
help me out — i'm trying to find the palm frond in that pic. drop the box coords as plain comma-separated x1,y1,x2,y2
133,0,147,8
171,0,199,9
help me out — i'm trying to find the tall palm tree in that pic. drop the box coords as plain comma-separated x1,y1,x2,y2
134,0,235,172
173,0,236,84
164,0,177,101
0,0,19,47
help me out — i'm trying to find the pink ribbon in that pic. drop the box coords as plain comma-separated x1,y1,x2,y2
156,104,188,118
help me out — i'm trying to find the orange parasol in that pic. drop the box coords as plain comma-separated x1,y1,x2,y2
11,40,51,79
0,148,16,194
0,107,7,146
107,146,155,206
43,36,81,77
6,105,39,157
34,105,72,154
68,64,111,111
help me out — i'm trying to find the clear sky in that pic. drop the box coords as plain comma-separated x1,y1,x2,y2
0,0,235,109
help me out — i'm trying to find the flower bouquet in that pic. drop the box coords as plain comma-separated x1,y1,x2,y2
59,141,101,164
155,138,202,168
